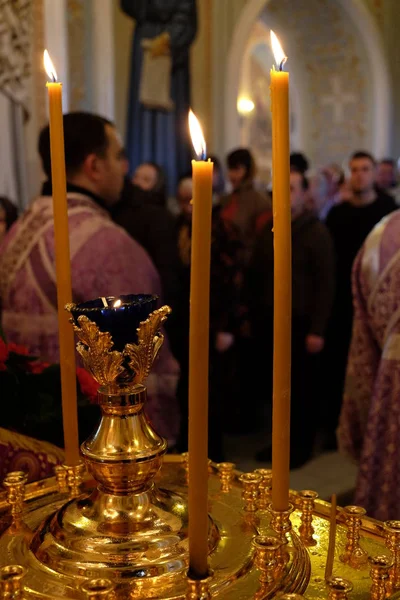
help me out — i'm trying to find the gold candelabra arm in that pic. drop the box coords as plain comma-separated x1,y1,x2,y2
326,577,353,600
239,473,262,512
3,471,28,526
217,462,235,493
298,490,318,546
339,505,368,568
254,468,272,509
369,555,393,600
0,565,26,599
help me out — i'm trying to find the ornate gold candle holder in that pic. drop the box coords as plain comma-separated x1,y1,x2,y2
186,571,213,599
369,555,392,600
326,577,353,600
254,468,272,510
252,534,282,584
298,490,318,546
339,505,368,568
384,519,400,594
3,471,28,526
0,565,26,599
80,578,114,599
217,462,235,493
239,472,262,511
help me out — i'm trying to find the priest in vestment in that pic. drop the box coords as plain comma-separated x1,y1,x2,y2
339,209,400,520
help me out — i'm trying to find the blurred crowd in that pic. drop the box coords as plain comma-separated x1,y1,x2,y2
1,111,400,478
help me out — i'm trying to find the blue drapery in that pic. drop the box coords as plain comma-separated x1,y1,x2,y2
121,0,197,194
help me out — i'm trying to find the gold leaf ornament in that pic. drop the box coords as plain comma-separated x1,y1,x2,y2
69,315,124,386
124,305,172,385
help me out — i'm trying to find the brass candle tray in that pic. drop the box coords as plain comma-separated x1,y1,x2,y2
0,455,395,599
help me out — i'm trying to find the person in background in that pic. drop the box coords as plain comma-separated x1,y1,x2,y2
221,148,271,261
311,164,345,221
174,175,243,461
0,197,18,245
376,158,400,204
0,112,179,446
290,152,309,175
339,210,400,520
132,161,167,207
248,171,335,468
112,174,181,339
323,151,397,449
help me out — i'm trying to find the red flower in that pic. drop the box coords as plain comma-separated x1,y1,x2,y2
28,360,51,374
77,368,100,403
0,339,8,370
7,342,30,356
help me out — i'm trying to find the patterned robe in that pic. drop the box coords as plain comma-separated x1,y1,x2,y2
339,210,400,520
0,193,179,444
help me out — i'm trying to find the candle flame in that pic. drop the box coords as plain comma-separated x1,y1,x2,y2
188,109,206,160
43,49,58,82
113,299,122,308
270,31,287,70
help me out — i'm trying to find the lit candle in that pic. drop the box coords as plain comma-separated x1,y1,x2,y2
188,109,213,579
270,32,291,512
44,50,80,466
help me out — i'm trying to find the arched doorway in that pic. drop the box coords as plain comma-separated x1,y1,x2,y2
225,0,391,173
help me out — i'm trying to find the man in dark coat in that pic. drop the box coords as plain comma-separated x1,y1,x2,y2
248,171,335,469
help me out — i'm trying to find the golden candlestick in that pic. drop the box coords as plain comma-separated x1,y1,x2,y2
340,505,368,567
326,577,353,600
252,535,282,584
0,565,26,599
217,463,235,493
239,473,262,512
3,472,28,526
254,468,272,510
80,578,114,600
298,490,318,546
384,519,400,594
369,555,392,600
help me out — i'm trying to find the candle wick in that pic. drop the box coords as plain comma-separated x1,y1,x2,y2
279,56,288,71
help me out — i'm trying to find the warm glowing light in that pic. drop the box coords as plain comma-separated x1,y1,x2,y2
188,109,206,160
44,49,58,82
113,299,122,308
237,97,255,115
270,31,287,70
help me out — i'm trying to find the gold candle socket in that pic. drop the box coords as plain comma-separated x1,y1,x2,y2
339,505,368,567
298,490,318,546
0,565,26,599
3,471,28,525
252,535,282,584
254,468,272,510
269,503,294,542
54,464,68,493
384,520,400,594
326,577,353,600
186,572,213,599
369,555,393,600
80,578,114,599
239,472,262,512
65,461,85,497
217,462,235,493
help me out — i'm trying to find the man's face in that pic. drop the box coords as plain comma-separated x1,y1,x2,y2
290,171,306,216
228,165,246,190
95,125,125,206
349,158,376,194
376,162,396,190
